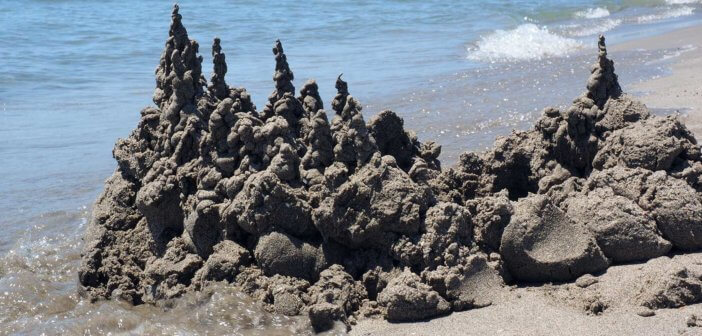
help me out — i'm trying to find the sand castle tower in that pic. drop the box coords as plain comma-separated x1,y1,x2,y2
152,4,205,127
331,74,349,116
298,80,334,183
258,40,306,139
329,75,377,168
271,40,295,97
261,40,297,119
585,35,622,109
299,79,324,115
208,37,229,100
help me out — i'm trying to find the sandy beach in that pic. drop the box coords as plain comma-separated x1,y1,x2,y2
351,23,702,336
624,25,702,137
351,255,702,336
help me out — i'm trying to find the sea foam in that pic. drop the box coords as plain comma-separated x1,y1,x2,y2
665,0,700,4
637,6,695,23
468,24,582,62
568,19,622,37
575,7,611,19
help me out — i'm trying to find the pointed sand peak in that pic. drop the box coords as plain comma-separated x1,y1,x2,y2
331,74,349,115
300,79,323,114
584,35,622,108
209,37,228,100
169,3,189,49
212,37,222,55
272,39,295,95
153,4,205,108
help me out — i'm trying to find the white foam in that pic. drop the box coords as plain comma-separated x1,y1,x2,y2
665,0,699,4
468,24,582,62
567,19,622,37
637,6,695,23
575,7,611,19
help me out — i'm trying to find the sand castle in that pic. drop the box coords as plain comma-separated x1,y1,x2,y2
79,5,702,331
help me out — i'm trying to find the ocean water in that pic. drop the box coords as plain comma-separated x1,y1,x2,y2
1,0,701,334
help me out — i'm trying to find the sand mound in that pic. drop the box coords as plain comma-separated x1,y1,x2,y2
500,194,610,282
78,5,702,331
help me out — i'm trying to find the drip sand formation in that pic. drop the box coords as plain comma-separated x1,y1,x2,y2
79,5,702,331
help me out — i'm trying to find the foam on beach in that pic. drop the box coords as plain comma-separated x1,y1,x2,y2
468,24,582,62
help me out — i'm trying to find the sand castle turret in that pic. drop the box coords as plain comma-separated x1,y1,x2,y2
298,80,334,183
259,40,306,138
329,75,377,168
153,4,205,121
331,74,349,115
208,37,228,100
539,35,627,172
299,79,324,115
272,39,295,96
261,40,296,119
169,4,188,49
584,35,622,109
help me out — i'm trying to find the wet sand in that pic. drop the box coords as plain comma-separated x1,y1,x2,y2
351,23,702,336
623,25,702,136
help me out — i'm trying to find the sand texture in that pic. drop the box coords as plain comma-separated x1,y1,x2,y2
79,5,702,333
620,25,702,138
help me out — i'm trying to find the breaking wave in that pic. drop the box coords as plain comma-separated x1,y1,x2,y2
575,7,611,19
567,19,622,37
468,24,582,62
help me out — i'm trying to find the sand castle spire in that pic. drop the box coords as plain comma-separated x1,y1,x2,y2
152,4,205,124
261,39,299,120
298,79,333,183
273,40,295,94
584,35,622,108
170,4,189,49
328,73,377,168
331,74,348,115
598,34,607,56
299,79,323,114
208,37,229,100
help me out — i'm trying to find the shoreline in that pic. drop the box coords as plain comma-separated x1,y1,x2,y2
619,24,702,137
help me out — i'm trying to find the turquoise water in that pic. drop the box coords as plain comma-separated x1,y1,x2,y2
1,0,701,334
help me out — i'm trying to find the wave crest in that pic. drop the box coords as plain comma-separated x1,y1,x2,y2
567,19,622,37
468,24,582,62
575,7,611,19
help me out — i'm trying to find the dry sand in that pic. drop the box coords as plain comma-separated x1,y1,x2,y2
352,254,702,336
351,24,702,336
